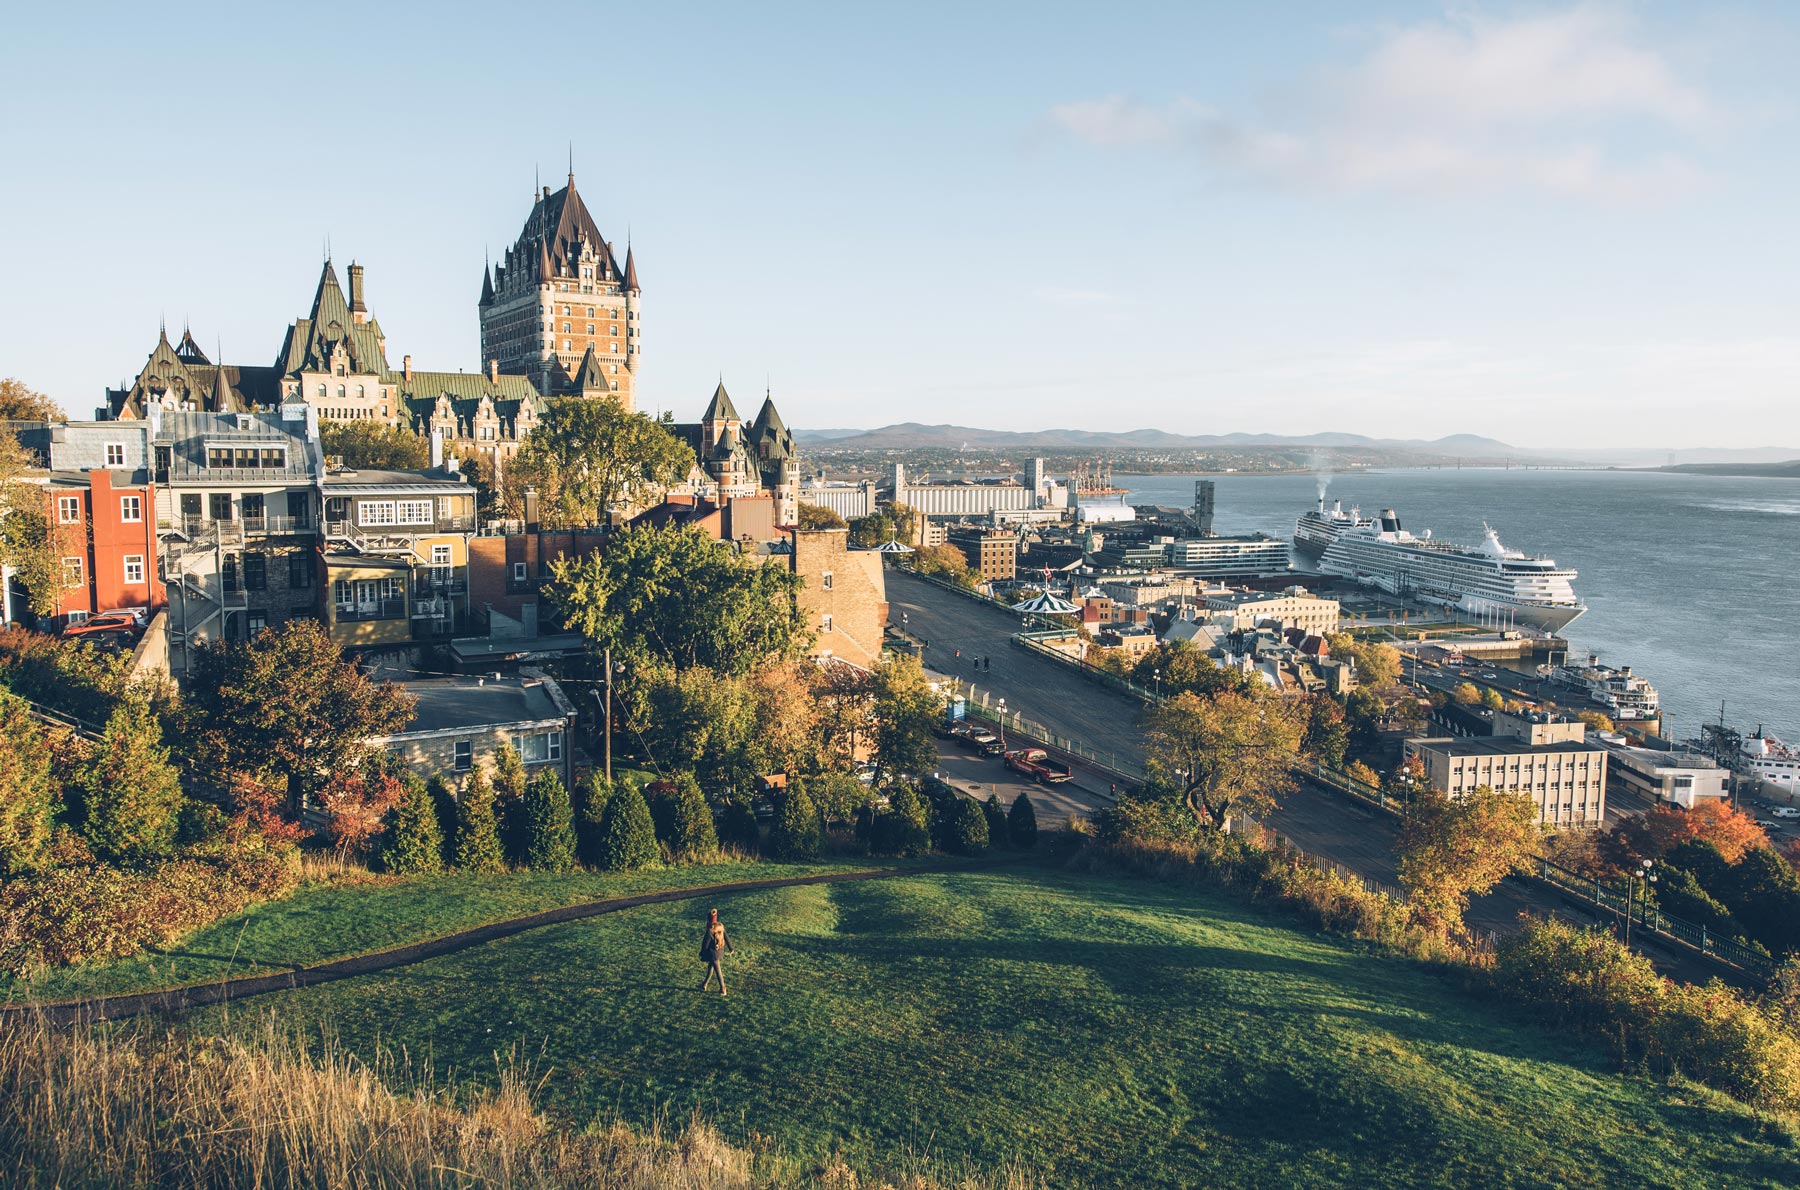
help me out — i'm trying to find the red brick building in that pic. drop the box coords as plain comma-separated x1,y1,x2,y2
44,464,164,625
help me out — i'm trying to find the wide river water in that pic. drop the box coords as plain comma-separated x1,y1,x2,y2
1116,469,1800,743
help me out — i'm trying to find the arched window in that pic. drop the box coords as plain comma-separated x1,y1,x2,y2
316,384,326,398
337,385,346,399
357,385,365,399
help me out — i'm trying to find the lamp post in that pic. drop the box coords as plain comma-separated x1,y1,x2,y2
996,697,1007,749
1624,858,1657,950
600,646,625,785
1154,668,1162,700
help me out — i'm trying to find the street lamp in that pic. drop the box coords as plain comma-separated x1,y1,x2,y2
1624,858,1657,950
996,697,1007,748
1154,668,1162,699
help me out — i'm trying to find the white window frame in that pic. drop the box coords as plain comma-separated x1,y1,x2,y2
119,495,142,523
62,556,84,585
56,496,81,524
104,442,125,468
821,613,834,633
358,500,396,526
512,562,528,583
395,500,433,525
454,740,473,771
123,555,145,584
821,571,833,591
431,544,452,566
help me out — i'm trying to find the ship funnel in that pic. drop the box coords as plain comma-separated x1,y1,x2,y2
1379,508,1402,532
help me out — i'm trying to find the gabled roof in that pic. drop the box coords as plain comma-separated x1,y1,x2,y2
702,381,739,424
513,176,624,283
174,328,211,365
572,344,608,393
273,260,391,379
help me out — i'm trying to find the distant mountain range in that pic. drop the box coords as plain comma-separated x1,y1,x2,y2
794,423,1517,454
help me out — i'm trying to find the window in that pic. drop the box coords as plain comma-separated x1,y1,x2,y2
119,495,142,523
105,443,125,467
247,611,268,635
821,613,834,633
337,385,346,399
222,555,238,593
431,544,451,566
334,579,353,609
454,740,473,772
512,561,528,583
241,493,265,521
56,496,81,524
62,557,83,585
207,447,233,469
317,384,326,399
395,500,433,525
243,553,267,591
586,324,595,335
514,730,564,764
821,571,833,591
358,501,396,526
356,385,365,399
610,342,618,353
381,577,406,600
562,322,570,334
210,493,233,521
261,447,285,468
123,555,145,584
289,552,313,589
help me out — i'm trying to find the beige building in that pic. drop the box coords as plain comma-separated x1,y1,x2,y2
321,467,478,648
948,529,1018,582
371,673,577,790
773,527,888,669
1205,585,1339,635
1407,711,1609,828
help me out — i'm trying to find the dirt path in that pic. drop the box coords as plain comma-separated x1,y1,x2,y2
4,867,917,1026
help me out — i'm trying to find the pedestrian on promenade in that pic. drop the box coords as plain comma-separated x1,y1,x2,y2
698,907,734,996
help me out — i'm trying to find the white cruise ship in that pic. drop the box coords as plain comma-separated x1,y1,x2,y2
1294,498,1374,560
1318,508,1586,633
1551,655,1660,721
1739,730,1800,794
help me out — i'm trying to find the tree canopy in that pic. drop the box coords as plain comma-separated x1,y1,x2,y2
0,378,60,421
1144,688,1305,830
1396,785,1541,933
506,397,694,527
797,503,847,530
320,420,431,470
870,655,941,782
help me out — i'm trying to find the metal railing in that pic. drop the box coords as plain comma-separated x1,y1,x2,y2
958,692,1146,780
334,598,407,622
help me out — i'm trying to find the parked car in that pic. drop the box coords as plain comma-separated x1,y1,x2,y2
62,610,145,639
1004,748,1073,784
1754,819,1780,830
1772,807,1800,819
958,727,1002,755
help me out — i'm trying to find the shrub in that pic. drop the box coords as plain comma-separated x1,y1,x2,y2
379,776,444,874
595,783,659,871
943,797,989,855
660,774,717,862
452,767,505,874
77,697,184,864
716,799,760,855
425,777,459,868
0,690,58,878
1095,795,1197,845
981,795,1009,849
491,742,530,864
767,785,821,862
316,760,405,862
572,773,612,868
872,787,931,856
1008,791,1039,849
523,771,577,872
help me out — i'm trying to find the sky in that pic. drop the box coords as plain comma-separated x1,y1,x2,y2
2,1,1796,449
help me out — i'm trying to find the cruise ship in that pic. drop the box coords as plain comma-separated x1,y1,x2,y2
1739,730,1800,795
1294,497,1374,560
1550,655,1660,721
1317,508,1586,633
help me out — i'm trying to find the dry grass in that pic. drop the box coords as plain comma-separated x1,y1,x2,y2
0,1011,1035,1190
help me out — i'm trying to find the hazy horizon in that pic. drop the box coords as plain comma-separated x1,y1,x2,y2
4,2,1796,449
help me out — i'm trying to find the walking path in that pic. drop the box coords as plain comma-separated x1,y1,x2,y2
3,867,919,1027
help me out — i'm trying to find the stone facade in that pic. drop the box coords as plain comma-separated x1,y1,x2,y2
778,528,888,670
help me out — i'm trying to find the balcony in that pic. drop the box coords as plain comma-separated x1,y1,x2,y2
242,514,315,536
334,598,407,622
413,577,468,597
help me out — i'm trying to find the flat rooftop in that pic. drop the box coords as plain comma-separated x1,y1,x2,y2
395,676,570,734
1414,736,1607,758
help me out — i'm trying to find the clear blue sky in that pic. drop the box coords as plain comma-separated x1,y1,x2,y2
3,1,1795,448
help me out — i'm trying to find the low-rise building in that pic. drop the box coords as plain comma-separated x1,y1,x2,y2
320,466,479,647
767,527,888,669
1407,711,1609,828
948,528,1017,582
372,673,577,790
1205,585,1339,635
1607,746,1730,808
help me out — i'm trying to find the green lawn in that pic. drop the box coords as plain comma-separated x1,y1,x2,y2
3,858,900,1004
189,866,1799,1188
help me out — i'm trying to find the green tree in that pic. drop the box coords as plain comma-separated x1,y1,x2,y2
873,785,931,856
716,798,760,855
1396,785,1540,933
1325,634,1402,689
523,770,577,871
871,655,940,782
1481,687,1508,712
572,771,613,868
0,690,57,877
1145,689,1305,831
846,511,893,549
596,781,660,871
661,773,718,861
797,502,847,530
79,697,184,863
982,794,1009,849
453,766,506,873
548,524,807,679
319,420,430,470
184,620,414,834
506,397,695,526
911,543,976,587
491,741,530,863
944,797,989,855
768,785,821,861
1303,695,1349,770
425,776,459,866
1008,790,1040,848
381,775,445,874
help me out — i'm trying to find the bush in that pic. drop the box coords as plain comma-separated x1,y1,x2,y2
452,767,505,873
76,697,185,865
716,799,760,855
523,772,577,872
981,795,1009,849
1095,796,1198,845
871,787,931,856
595,783,659,872
943,797,989,855
572,773,612,868
491,743,529,865
0,833,300,975
0,690,58,878
1008,791,1039,849
659,774,717,862
425,777,459,868
767,786,821,862
379,777,444,874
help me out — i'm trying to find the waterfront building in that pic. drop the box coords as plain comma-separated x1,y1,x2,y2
1606,746,1729,808
1407,710,1609,828
887,461,1037,520
799,478,878,521
1205,585,1339,635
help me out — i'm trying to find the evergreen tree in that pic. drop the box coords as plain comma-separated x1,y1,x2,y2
596,782,660,871
982,794,1009,850
0,690,57,878
872,785,931,856
1008,790,1040,849
381,775,445,874
664,773,718,861
573,771,613,868
79,697,184,863
767,784,821,861
523,770,578,871
425,776,459,868
452,766,505,873
945,796,990,855
491,742,530,864
717,798,761,855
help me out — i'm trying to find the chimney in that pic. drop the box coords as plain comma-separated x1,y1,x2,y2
524,486,540,533
403,355,413,382
348,262,367,323
429,429,444,469
488,358,499,383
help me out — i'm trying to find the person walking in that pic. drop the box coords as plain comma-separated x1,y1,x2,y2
698,907,734,996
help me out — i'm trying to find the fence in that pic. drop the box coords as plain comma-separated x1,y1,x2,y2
956,689,1146,781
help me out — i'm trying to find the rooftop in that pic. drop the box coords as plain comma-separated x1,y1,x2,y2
1413,736,1608,758
391,676,573,736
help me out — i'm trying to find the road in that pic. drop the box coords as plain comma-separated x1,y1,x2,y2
888,569,1742,986
929,738,1112,826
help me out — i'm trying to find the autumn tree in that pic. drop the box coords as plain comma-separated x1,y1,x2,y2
1396,785,1541,933
1325,633,1402,689
0,428,74,619
0,379,60,420
78,696,185,863
183,620,414,832
797,502,847,530
1345,760,1382,790
1130,641,1254,699
911,543,976,588
505,397,695,526
871,654,941,782
1145,689,1305,831
816,662,876,763
1303,695,1349,770
1480,687,1506,711
1685,800,1771,864
749,658,826,775
320,420,430,470
1577,710,1615,735
0,690,58,877
317,756,407,862
1450,682,1481,706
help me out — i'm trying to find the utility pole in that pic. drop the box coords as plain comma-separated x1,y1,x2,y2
603,644,613,784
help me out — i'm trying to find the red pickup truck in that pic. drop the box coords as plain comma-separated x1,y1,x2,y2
1004,748,1072,784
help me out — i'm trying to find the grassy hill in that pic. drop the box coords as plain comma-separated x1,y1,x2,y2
188,865,1798,1188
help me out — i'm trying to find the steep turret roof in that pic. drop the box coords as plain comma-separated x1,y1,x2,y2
309,260,352,331
702,381,740,425
479,260,495,306
511,175,626,285
750,396,786,437
175,327,211,365
210,365,240,414
624,244,638,290
573,344,608,393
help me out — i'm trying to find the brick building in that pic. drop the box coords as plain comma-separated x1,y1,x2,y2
768,528,888,670
948,528,1018,582
320,467,479,648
